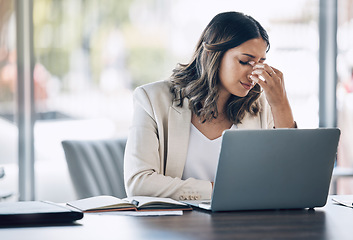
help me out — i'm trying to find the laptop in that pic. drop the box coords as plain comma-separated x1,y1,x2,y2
184,128,340,212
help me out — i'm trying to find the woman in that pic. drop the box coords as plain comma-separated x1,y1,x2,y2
124,11,296,201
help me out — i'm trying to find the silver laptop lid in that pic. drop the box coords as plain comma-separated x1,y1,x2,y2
211,128,340,212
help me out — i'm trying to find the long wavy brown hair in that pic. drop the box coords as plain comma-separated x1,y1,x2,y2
170,12,270,124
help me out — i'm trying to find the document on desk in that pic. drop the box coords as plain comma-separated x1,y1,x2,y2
86,210,183,216
332,198,353,208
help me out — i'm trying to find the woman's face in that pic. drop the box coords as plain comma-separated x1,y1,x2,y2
218,38,267,98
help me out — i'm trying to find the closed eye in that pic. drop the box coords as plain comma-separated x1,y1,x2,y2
239,60,249,65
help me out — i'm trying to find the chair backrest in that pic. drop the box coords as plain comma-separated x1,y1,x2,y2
62,138,127,199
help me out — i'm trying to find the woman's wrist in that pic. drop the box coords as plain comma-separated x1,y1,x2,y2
271,100,295,128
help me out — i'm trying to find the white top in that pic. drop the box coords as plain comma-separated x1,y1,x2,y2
182,124,237,182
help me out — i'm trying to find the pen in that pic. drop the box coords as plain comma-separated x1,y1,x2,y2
131,199,139,207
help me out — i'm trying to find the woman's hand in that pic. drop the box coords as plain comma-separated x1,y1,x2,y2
249,62,295,128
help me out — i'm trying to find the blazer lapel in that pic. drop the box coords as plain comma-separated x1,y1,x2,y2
165,98,191,178
164,100,263,177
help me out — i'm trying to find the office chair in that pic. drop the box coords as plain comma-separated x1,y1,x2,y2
62,138,127,199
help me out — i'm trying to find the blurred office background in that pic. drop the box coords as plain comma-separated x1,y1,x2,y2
0,0,352,202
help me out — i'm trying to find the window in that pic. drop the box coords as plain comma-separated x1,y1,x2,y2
2,0,333,202
0,0,17,201
336,0,353,194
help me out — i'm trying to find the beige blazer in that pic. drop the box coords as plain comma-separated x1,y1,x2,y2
124,80,274,201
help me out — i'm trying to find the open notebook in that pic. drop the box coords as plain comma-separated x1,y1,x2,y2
67,195,192,212
183,128,340,212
